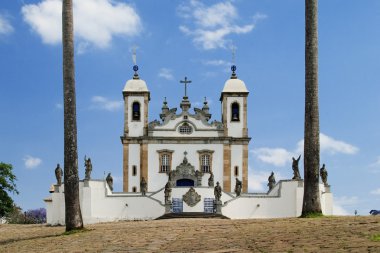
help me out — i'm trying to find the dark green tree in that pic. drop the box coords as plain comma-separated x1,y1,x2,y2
0,162,19,217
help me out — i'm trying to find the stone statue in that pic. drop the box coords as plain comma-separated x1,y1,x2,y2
292,155,301,180
234,178,242,196
267,171,276,191
183,151,188,165
208,172,214,187
106,172,113,191
55,163,63,186
320,164,328,186
84,156,92,180
214,181,222,201
140,177,147,196
164,181,172,204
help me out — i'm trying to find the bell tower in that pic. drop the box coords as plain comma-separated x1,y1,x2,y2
121,60,150,192
122,65,150,137
220,65,250,192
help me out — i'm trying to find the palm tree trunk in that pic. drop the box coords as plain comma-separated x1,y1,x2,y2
62,0,83,230
302,0,322,215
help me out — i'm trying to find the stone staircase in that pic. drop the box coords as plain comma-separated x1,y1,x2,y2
156,212,229,220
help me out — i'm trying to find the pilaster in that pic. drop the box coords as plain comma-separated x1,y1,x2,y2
243,96,248,137
123,144,129,192
144,94,149,136
222,96,228,137
242,144,248,193
123,96,129,135
223,143,231,192
140,142,148,190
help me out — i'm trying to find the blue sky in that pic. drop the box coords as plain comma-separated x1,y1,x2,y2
1,0,379,215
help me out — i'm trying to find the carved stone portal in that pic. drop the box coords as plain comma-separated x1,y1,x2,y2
169,152,203,187
183,187,201,207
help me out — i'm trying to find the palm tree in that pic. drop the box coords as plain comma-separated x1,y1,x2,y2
62,0,83,230
302,0,322,216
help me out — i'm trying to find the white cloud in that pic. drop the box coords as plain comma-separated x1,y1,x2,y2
248,167,285,192
0,14,13,35
178,1,264,50
23,155,42,169
253,133,359,166
194,98,213,108
333,203,350,216
297,133,359,155
370,156,380,167
370,188,380,195
202,59,231,67
251,148,295,167
158,68,174,80
369,157,380,173
91,96,123,111
333,196,358,216
22,0,141,50
252,13,268,23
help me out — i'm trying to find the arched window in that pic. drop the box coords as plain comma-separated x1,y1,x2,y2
231,102,240,122
132,165,137,176
179,123,193,134
201,154,211,173
132,102,140,121
132,186,137,192
234,166,239,176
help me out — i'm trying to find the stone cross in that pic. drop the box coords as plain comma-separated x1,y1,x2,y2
180,77,192,97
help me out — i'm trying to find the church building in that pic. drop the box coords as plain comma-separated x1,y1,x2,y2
45,62,333,224
122,64,249,194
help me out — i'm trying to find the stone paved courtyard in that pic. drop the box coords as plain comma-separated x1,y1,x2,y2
0,216,379,252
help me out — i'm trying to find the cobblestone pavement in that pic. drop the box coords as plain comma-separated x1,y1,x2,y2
0,216,379,252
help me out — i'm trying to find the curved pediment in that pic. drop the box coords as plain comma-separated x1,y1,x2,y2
149,111,223,131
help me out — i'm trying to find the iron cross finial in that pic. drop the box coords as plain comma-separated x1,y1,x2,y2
232,45,236,65
180,77,192,98
132,46,137,65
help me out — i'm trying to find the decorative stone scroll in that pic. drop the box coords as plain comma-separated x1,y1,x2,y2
169,152,203,187
183,187,201,207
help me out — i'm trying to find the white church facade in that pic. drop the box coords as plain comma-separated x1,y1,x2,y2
45,64,333,225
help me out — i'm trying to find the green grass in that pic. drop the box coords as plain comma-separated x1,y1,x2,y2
299,212,324,218
370,234,380,242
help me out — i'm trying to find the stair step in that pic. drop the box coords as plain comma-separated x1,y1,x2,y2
156,212,229,220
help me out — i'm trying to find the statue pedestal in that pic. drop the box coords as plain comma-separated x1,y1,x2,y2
215,200,222,214
84,180,89,187
165,201,172,214
54,185,60,193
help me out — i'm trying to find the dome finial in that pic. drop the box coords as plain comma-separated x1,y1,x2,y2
231,65,237,79
231,45,237,79
132,46,139,80
162,97,168,109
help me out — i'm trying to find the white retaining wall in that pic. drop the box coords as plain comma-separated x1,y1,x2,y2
45,180,333,225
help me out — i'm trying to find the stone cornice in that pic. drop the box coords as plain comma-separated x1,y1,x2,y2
123,91,151,101
120,136,251,145
219,91,249,102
